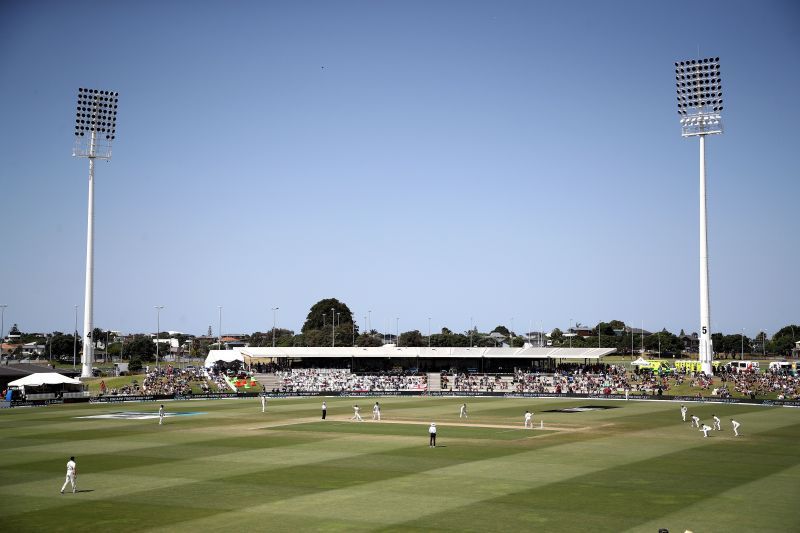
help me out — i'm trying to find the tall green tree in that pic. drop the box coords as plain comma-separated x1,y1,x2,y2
398,330,425,347
300,298,358,347
49,333,79,357
356,333,383,347
302,298,354,333
768,324,798,355
125,334,157,362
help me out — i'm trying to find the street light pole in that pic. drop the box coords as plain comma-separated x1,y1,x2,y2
424,316,431,347
631,325,634,357
272,307,279,348
218,306,222,350
470,316,473,347
331,308,335,347
641,320,645,355
569,318,573,348
741,328,744,360
73,305,78,369
155,306,164,369
0,304,7,361
396,317,399,347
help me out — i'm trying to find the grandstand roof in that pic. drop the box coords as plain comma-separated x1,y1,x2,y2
204,346,616,367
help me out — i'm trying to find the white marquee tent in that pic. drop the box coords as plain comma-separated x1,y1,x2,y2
8,372,82,387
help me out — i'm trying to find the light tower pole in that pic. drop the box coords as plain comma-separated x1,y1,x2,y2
675,56,723,375
73,88,119,378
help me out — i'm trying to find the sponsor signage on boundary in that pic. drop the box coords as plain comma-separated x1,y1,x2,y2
11,391,800,408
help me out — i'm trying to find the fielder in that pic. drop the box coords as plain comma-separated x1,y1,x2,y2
680,404,688,422
700,424,712,438
691,415,700,428
524,410,533,429
159,404,165,425
731,419,741,437
60,456,77,494
261,394,267,413
372,401,381,421
351,404,363,421
459,403,468,419
712,414,721,431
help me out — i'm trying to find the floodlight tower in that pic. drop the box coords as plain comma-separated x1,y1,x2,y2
675,57,723,375
73,88,120,378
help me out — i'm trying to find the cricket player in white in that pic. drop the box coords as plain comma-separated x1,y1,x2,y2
372,402,381,421
700,424,712,437
261,394,267,413
351,404,363,421
524,410,533,429
731,419,741,436
680,404,688,422
691,415,700,428
159,404,165,425
459,403,468,419
60,456,77,494
712,414,721,431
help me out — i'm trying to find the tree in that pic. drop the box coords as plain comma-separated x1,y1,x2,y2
91,327,104,351
249,329,294,347
768,324,798,356
356,333,383,347
302,298,354,333
399,330,425,347
594,322,615,336
49,333,79,358
492,325,510,336
550,328,563,344
608,320,626,330
125,334,156,362
300,298,358,347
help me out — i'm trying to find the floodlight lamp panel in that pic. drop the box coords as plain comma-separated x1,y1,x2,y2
72,87,120,159
673,56,723,122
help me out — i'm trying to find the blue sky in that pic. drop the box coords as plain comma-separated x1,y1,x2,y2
1,0,797,338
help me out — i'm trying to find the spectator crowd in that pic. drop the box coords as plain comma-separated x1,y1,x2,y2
274,369,427,393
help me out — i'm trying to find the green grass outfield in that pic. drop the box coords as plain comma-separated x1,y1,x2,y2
1,397,798,532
